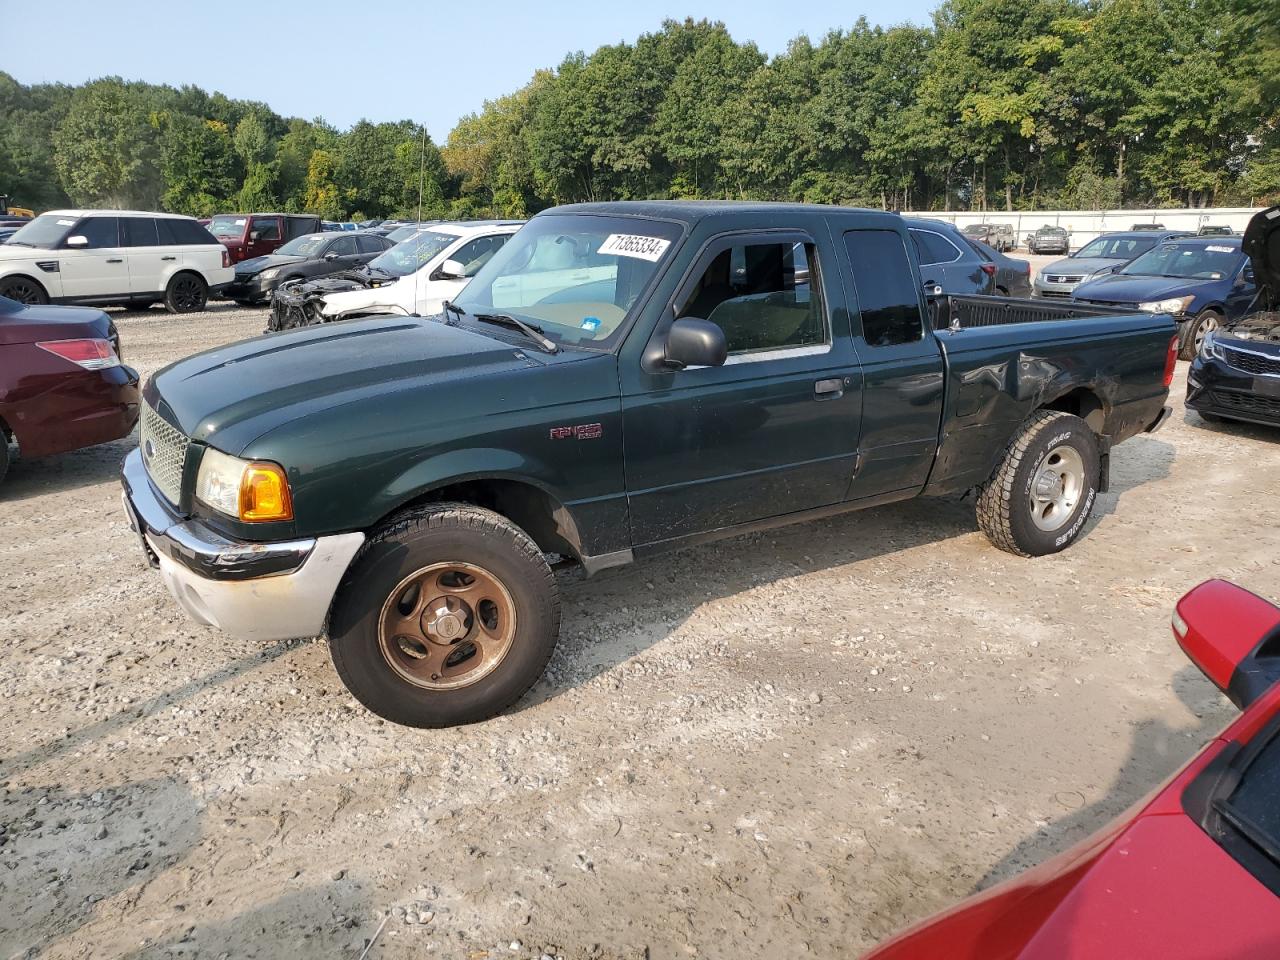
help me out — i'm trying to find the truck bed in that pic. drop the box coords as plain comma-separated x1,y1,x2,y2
931,294,1144,330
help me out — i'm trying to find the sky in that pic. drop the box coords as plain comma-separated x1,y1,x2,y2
1,0,936,142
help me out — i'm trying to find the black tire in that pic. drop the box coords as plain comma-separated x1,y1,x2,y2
976,411,1101,558
1179,309,1223,360
0,432,9,487
328,502,560,728
0,275,49,305
163,272,208,314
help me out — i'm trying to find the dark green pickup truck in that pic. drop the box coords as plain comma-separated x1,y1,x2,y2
121,201,1178,727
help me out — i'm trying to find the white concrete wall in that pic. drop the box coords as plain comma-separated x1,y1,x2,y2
911,207,1262,249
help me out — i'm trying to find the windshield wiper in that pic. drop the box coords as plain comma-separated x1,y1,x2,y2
441,300,464,323
472,312,559,354
6,241,35,247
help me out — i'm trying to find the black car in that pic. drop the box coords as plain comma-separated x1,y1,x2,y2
905,218,999,295
223,231,394,305
1028,225,1070,254
1185,205,1279,428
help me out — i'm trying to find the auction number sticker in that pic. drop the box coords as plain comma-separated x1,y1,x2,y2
1205,245,1234,253
598,234,671,262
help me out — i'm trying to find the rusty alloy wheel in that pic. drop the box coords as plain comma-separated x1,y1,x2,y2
377,561,517,691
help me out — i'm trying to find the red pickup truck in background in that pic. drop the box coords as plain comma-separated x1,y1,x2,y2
0,295,140,485
206,213,321,264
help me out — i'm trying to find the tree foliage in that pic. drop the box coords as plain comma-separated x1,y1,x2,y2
1,1,1276,217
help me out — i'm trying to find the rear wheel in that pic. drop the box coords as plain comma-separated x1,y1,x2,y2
0,275,48,305
164,272,208,313
0,432,9,486
976,411,1101,557
328,503,560,728
1180,309,1222,360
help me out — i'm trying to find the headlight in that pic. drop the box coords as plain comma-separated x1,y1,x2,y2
195,447,294,522
1137,295,1195,314
259,268,280,281
1198,331,1226,362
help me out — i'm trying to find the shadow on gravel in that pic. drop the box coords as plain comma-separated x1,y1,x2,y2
117,884,378,960
1086,434,1175,522
0,436,136,502
521,495,979,711
1183,407,1280,442
0,639,304,780
973,664,1226,891
0,777,203,960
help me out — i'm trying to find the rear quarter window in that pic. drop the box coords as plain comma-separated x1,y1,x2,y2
844,229,926,347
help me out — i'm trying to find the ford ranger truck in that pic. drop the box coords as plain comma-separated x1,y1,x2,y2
121,202,1177,728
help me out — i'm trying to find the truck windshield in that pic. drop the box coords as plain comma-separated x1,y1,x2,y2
369,231,460,277
208,216,248,238
6,213,76,249
453,214,681,349
1121,242,1244,280
1075,236,1157,260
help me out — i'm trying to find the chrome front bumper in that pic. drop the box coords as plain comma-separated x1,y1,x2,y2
121,448,364,641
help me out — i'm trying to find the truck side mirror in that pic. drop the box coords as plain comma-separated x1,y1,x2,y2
1173,579,1280,710
664,317,727,369
1240,266,1255,285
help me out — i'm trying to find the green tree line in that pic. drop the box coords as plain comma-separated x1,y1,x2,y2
2,0,1276,220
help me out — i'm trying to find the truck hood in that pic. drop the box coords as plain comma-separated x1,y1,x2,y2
1041,256,1122,278
1073,273,1209,304
1243,205,1279,310
148,315,557,454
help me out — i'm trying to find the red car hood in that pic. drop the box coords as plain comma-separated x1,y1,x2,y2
866,737,1280,959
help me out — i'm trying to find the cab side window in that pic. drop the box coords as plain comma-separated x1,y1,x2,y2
253,219,281,241
677,241,827,356
69,217,120,249
844,229,925,347
356,234,387,254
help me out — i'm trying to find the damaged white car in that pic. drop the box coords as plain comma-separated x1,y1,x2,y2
269,220,523,330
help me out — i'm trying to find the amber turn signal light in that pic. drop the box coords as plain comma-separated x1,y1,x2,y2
239,462,293,522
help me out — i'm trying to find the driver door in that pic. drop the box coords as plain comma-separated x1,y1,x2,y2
59,216,129,300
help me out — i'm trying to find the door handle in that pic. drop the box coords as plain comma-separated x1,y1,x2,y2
814,377,845,400
161,255,176,261
105,258,124,264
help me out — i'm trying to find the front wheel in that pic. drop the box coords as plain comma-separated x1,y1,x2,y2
328,503,560,727
1180,309,1222,360
164,272,208,313
976,411,1101,557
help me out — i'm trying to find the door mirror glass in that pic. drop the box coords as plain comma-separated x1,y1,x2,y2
664,317,727,369
1241,266,1255,285
439,258,467,280
64,235,88,247
923,281,944,298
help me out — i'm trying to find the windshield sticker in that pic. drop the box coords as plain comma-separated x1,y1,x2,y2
56,219,75,226
580,316,600,331
1205,245,1234,253
234,218,246,226
597,234,671,262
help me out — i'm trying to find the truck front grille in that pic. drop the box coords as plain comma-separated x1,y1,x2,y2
1222,347,1280,377
139,402,189,505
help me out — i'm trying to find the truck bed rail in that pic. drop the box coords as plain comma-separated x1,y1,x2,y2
932,295,1142,331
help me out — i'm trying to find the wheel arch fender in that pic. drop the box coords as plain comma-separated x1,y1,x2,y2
370,448,588,563
0,269,54,300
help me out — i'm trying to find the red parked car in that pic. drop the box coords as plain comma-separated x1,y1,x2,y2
0,295,140,484
865,578,1280,959
206,213,320,265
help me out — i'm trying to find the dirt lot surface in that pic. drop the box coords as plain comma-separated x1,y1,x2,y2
3,297,1278,960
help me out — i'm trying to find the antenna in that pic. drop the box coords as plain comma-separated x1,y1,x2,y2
416,123,428,226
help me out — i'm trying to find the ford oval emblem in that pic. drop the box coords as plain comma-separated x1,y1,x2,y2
143,439,155,460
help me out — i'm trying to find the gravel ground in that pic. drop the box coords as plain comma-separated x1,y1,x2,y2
2,295,1279,960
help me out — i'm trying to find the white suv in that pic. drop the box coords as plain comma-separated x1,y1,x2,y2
313,220,524,320
0,210,234,312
